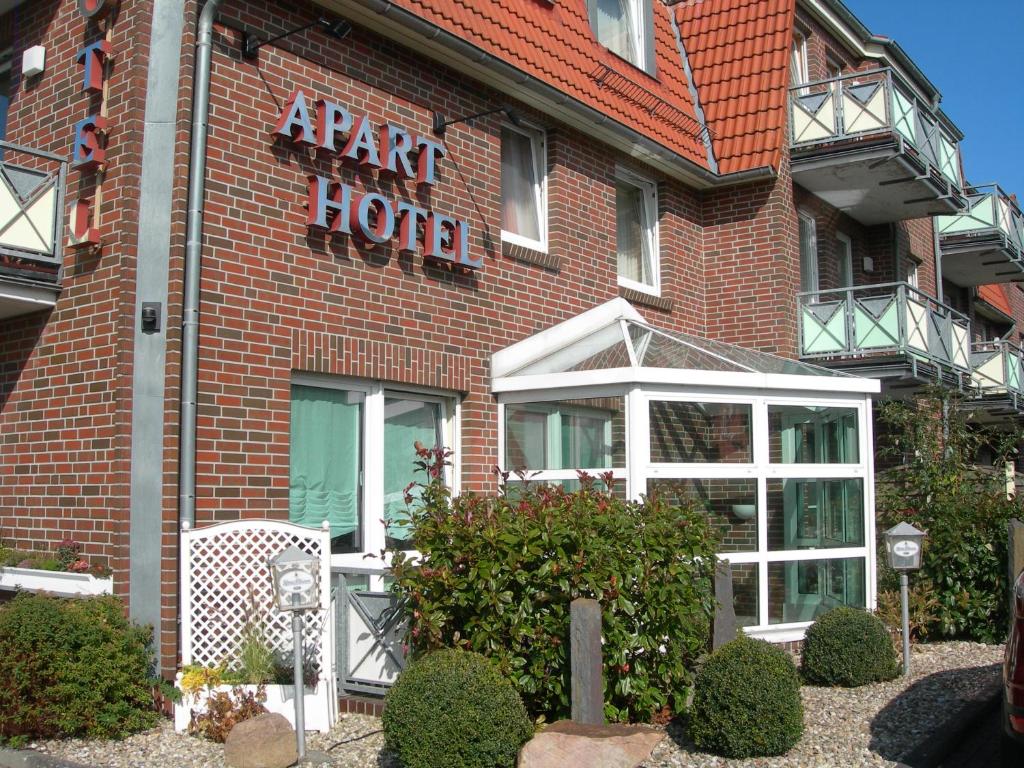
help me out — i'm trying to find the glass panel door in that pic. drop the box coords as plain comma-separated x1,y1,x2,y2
383,396,443,549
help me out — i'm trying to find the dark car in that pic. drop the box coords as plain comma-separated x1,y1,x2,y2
1004,569,1024,765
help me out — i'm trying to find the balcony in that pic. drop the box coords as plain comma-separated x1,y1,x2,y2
970,339,1024,416
937,184,1024,286
0,141,67,320
798,282,971,388
789,69,965,225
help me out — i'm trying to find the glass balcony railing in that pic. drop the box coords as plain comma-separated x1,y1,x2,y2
937,184,1024,260
789,68,962,189
0,141,67,272
798,283,971,375
971,339,1024,399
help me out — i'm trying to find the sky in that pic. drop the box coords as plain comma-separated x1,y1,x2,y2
847,0,1024,197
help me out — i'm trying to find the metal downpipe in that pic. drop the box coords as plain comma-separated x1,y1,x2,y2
180,0,224,528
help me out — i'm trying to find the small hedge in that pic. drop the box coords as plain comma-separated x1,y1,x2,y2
688,636,803,758
382,649,533,768
801,607,899,687
0,593,160,742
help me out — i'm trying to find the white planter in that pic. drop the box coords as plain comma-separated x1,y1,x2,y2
0,566,113,596
173,678,334,733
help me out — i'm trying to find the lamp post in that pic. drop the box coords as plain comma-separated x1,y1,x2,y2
883,522,926,676
269,545,320,760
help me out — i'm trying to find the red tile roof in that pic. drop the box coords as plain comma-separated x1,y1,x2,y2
676,0,794,174
385,0,711,169
979,284,1012,317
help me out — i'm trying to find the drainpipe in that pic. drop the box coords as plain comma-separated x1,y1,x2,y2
932,218,944,303
180,0,225,528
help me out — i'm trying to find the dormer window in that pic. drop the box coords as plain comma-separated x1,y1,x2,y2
588,0,655,75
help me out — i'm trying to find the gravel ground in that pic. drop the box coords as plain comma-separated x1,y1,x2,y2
28,641,1001,768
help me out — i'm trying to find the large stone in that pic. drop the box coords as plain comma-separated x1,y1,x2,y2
518,720,665,768
224,713,297,768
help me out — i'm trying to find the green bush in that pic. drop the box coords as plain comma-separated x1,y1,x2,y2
390,449,719,722
876,391,1024,643
0,593,160,741
801,607,899,686
382,649,533,768
688,636,803,758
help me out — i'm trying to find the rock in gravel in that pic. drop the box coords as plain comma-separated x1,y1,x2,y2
519,720,665,768
224,713,297,768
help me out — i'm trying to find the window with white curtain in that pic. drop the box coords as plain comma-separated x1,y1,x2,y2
289,378,457,563
501,124,546,251
589,0,653,73
616,169,659,295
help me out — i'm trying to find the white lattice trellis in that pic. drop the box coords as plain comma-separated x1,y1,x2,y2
179,519,337,731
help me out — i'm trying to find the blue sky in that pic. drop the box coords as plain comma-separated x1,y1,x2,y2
847,0,1024,197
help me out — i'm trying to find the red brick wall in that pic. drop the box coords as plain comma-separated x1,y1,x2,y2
0,0,156,593
188,0,706,535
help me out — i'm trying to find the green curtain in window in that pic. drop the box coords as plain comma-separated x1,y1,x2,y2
384,398,441,543
289,385,361,540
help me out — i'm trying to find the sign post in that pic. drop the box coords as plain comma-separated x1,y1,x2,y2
883,522,926,676
269,545,320,759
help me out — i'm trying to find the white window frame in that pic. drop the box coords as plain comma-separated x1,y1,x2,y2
791,29,809,87
502,401,615,472
637,388,874,642
590,0,654,74
836,232,853,288
798,209,819,296
903,256,920,289
496,384,875,643
500,122,547,253
615,167,660,297
290,374,460,572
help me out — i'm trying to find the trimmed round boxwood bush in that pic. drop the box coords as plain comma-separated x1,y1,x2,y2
688,636,803,758
801,607,899,687
0,593,160,742
382,649,533,768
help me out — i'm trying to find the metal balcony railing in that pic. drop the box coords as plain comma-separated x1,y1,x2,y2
937,183,1024,259
971,339,1024,399
0,140,68,271
798,282,971,374
789,68,962,189
332,566,405,696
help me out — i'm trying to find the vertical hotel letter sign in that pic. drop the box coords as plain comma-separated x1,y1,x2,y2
273,90,480,269
68,0,117,248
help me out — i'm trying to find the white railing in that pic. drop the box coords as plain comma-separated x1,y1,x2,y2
937,184,1024,260
798,282,971,375
0,141,67,269
971,339,1024,398
789,68,961,188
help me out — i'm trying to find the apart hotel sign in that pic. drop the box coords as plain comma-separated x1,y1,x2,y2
273,91,480,269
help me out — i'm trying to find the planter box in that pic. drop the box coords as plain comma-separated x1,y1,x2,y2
0,566,113,597
173,679,334,733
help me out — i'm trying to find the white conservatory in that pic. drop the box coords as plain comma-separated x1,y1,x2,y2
492,298,881,643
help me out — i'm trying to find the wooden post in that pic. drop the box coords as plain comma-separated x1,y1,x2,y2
1009,519,1024,625
570,598,603,725
712,559,736,650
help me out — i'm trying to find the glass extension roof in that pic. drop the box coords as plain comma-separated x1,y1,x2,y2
510,318,854,378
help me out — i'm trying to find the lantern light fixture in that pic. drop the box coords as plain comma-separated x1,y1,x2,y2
884,521,925,571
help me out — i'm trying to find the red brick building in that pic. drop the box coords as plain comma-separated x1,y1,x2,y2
0,0,1019,683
